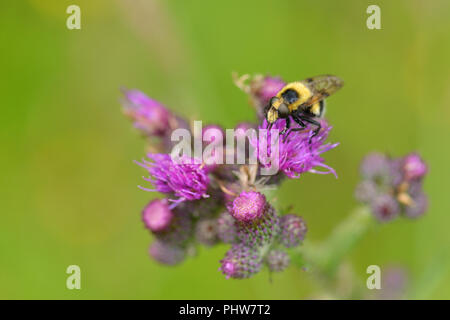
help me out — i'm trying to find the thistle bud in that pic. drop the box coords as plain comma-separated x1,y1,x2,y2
219,244,262,279
279,214,307,248
142,199,173,232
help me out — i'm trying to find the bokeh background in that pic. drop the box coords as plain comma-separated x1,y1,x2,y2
1,0,449,299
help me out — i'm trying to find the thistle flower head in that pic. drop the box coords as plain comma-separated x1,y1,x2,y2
230,191,267,222
360,152,391,181
137,154,210,204
234,74,286,120
255,76,286,107
122,89,172,137
219,244,262,279
404,192,428,218
153,211,193,245
142,199,173,232
251,119,338,179
402,153,428,181
279,214,307,248
266,250,290,272
356,151,429,221
371,194,400,222
149,240,185,266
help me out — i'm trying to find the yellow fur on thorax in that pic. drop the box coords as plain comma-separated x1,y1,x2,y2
276,82,312,111
309,103,321,116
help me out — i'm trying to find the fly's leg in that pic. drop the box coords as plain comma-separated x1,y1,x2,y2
298,115,321,144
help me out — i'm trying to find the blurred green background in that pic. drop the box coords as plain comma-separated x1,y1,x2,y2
1,0,449,299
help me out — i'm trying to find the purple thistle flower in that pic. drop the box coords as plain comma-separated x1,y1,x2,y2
217,211,238,244
389,157,405,187
234,74,286,120
149,240,185,265
407,180,424,197
402,153,428,181
219,244,262,279
371,194,400,222
230,191,267,222
136,154,210,204
266,250,290,272
360,152,392,183
251,119,338,179
279,214,307,248
404,192,428,219
142,199,173,232
122,89,173,137
195,218,219,246
356,151,429,221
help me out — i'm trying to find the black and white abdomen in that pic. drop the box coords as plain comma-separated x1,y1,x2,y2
307,99,326,118
319,99,326,117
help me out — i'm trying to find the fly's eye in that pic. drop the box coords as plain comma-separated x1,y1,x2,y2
277,103,289,118
269,96,279,107
281,89,299,104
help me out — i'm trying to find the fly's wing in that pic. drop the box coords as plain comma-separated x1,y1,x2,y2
300,75,344,108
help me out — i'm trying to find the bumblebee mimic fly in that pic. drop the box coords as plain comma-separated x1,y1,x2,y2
264,75,344,141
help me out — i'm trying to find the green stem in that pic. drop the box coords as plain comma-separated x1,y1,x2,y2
291,206,374,278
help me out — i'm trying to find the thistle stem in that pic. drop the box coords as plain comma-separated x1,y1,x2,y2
292,206,374,278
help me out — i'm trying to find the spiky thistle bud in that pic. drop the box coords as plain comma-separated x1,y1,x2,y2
236,205,280,247
154,211,193,245
142,199,173,232
230,191,279,247
219,244,262,279
371,194,400,222
279,214,307,248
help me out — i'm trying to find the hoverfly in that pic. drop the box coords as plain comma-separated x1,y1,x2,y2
264,75,344,140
